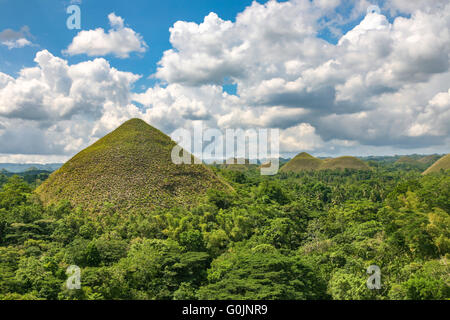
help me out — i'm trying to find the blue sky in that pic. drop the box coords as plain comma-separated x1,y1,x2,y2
0,0,449,162
0,0,368,91
1,0,262,91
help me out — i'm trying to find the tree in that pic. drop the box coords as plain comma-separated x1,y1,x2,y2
0,176,32,210
198,245,328,300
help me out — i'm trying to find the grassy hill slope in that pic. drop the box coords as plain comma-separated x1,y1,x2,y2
423,154,450,174
36,118,231,210
281,153,369,173
418,154,442,165
321,156,369,170
280,152,323,172
395,156,419,164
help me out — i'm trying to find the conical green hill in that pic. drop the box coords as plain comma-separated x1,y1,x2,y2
423,154,450,174
280,152,322,172
320,156,369,170
36,118,231,210
418,154,443,165
395,156,418,164
280,153,370,173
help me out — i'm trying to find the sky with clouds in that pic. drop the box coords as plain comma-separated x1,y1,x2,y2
0,0,449,162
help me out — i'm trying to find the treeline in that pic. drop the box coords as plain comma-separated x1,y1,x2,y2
0,166,448,300
0,171,50,188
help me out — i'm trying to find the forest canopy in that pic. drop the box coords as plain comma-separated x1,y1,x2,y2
0,161,448,300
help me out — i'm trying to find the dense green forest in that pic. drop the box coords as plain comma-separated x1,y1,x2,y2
0,162,448,300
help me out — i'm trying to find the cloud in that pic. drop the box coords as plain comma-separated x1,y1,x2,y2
64,13,148,58
149,0,450,152
408,89,450,138
0,50,141,157
133,83,227,133
280,123,324,152
384,0,449,15
1,0,450,161
0,26,33,49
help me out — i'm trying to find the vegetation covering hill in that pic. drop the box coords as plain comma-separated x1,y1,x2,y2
395,154,441,166
418,154,442,165
395,156,419,164
36,118,231,210
281,153,369,173
423,154,450,174
1,154,448,300
321,156,369,170
360,154,442,165
280,152,323,172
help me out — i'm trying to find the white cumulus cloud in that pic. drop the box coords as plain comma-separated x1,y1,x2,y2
148,0,450,153
64,13,148,58
1,0,450,161
0,50,141,158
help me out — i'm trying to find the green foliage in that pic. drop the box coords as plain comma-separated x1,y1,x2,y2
0,159,449,300
198,244,328,299
255,181,289,204
0,176,32,210
207,189,234,209
98,239,209,299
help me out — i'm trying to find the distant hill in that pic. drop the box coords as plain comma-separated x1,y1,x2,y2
0,168,52,177
280,153,369,173
321,156,369,170
360,154,443,165
395,156,419,164
417,154,442,165
395,154,441,166
0,163,62,173
423,154,450,174
0,168,52,186
36,118,232,210
280,152,323,172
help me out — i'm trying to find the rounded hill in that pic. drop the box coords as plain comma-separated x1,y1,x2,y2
395,156,418,164
321,156,369,170
281,153,369,173
423,154,450,174
36,118,231,210
280,152,322,172
418,154,442,165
